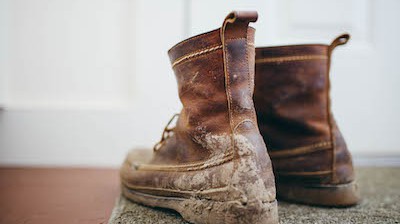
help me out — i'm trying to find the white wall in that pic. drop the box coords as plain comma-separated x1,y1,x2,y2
0,0,399,167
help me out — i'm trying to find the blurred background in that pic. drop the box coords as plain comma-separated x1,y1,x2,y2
0,0,399,167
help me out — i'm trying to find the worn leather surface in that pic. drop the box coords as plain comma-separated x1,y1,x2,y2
121,11,276,204
254,34,355,185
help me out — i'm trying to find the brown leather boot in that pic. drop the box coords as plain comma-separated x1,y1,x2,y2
254,34,360,207
120,11,279,224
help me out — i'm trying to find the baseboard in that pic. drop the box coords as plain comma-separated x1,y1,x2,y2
354,157,400,167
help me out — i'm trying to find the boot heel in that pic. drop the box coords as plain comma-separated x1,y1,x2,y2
179,198,279,224
123,180,278,224
277,181,360,207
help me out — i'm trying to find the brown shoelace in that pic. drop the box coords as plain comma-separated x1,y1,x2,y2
153,113,180,151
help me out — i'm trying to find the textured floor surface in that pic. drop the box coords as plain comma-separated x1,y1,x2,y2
109,167,400,224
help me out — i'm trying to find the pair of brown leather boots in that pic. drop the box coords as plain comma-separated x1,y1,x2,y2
120,11,360,224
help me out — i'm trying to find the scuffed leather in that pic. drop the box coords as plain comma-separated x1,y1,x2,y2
121,11,276,204
254,37,355,185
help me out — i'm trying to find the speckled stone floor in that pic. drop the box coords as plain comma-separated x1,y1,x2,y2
109,167,400,224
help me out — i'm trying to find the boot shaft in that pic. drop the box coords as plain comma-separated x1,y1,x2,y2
254,34,349,151
168,21,257,137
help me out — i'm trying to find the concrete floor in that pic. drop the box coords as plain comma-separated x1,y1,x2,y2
109,167,400,224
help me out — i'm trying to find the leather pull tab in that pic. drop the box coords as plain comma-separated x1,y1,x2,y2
221,11,258,40
224,11,258,24
329,33,350,54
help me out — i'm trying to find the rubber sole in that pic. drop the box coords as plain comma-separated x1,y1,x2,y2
276,181,361,207
122,184,279,224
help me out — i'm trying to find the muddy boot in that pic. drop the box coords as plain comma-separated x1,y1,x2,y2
254,34,360,207
120,11,279,224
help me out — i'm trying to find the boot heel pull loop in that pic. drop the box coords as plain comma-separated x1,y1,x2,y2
329,33,350,53
224,11,258,24
221,11,258,40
